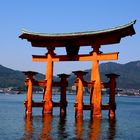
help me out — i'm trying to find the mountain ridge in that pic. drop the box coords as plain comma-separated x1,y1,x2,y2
0,60,140,89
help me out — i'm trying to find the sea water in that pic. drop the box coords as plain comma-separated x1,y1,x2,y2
0,93,140,140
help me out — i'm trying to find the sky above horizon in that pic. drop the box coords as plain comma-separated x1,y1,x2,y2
0,0,140,75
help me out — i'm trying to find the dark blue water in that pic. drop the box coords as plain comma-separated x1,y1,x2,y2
0,94,140,140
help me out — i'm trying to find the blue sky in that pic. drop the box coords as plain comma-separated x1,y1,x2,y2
0,0,139,75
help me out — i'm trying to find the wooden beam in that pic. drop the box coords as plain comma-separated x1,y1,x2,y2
31,102,62,108
74,81,94,87
32,52,119,62
74,104,110,110
25,80,47,87
97,52,119,60
101,82,110,88
33,80,47,86
52,82,61,87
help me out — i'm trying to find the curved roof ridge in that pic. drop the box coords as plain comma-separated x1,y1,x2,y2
19,20,136,47
20,20,136,37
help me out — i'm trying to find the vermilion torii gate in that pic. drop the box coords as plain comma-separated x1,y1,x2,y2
19,20,136,118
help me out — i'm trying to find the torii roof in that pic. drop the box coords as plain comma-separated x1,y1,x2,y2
19,20,136,47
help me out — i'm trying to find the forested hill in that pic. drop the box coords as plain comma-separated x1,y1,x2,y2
0,60,140,89
0,65,45,88
99,60,140,89
68,60,140,89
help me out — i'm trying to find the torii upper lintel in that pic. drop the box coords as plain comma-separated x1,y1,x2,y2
19,20,136,48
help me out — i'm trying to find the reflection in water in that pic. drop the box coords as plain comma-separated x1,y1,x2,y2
107,119,116,140
88,118,101,140
23,114,33,140
75,116,84,139
57,116,68,139
39,114,53,140
23,114,53,140
23,114,116,139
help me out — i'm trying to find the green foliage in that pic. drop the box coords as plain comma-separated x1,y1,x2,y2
99,61,140,89
68,61,140,89
0,65,45,89
1,60,140,89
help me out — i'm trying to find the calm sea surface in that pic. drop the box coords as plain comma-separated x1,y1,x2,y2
0,93,140,140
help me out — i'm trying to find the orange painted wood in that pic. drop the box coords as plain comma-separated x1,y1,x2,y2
73,71,87,117
43,50,53,114
26,78,33,114
90,47,102,117
26,80,47,87
32,52,118,62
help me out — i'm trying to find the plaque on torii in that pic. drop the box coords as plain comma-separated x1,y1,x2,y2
19,20,136,117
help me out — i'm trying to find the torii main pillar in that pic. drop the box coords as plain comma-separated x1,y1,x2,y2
90,45,102,118
43,47,55,114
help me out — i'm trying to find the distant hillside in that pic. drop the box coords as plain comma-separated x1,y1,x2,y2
99,61,140,89
1,60,140,89
68,61,140,89
0,65,45,88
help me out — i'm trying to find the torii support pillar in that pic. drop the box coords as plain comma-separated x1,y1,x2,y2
90,46,102,118
73,71,87,118
23,71,38,115
106,73,120,119
43,47,55,114
58,74,70,116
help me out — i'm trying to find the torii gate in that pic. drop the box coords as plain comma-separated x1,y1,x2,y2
19,20,136,118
